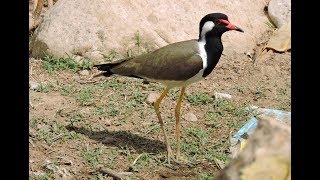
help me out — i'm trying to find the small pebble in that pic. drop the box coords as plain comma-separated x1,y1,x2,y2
183,112,198,122
146,93,159,105
30,81,40,90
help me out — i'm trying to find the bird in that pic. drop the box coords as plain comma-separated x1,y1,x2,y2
93,13,243,164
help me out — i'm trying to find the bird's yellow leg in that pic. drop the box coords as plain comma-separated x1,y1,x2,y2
175,87,185,160
154,87,172,163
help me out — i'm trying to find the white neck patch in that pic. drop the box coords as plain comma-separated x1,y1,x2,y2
197,21,215,70
200,21,215,42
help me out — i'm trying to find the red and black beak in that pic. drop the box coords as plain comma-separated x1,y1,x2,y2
219,19,244,32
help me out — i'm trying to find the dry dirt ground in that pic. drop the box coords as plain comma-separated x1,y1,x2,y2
29,24,291,179
29,2,290,179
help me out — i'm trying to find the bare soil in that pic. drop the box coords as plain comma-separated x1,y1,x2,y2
29,2,290,179
29,25,290,179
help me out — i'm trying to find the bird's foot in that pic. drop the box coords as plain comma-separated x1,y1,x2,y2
165,154,195,168
163,149,182,167
165,146,175,165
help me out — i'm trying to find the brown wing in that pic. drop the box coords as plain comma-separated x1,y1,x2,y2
110,40,203,81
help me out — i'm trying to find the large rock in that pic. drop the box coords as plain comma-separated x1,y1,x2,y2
268,0,291,28
30,0,270,61
216,115,291,180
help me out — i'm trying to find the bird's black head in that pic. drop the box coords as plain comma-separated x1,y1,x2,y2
198,13,243,40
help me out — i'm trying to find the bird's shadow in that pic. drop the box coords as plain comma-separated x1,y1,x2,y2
65,125,166,154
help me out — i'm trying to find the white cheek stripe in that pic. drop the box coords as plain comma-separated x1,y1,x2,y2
200,21,215,41
197,21,214,70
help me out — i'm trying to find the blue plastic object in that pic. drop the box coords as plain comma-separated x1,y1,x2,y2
231,117,258,143
230,107,291,144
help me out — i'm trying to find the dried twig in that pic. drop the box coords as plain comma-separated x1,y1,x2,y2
49,134,64,143
130,153,144,167
33,0,43,19
48,0,54,8
75,78,98,84
29,102,34,109
214,158,225,170
55,156,73,166
29,139,35,148
33,0,39,12
128,153,144,172
97,166,125,180
118,172,133,176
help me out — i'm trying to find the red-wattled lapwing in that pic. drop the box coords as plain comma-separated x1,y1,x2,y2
94,13,243,163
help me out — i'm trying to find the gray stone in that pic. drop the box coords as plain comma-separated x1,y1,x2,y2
84,51,104,61
214,92,232,99
30,0,271,61
146,93,159,105
183,112,198,122
78,70,90,76
268,0,291,28
30,81,40,90
73,55,83,63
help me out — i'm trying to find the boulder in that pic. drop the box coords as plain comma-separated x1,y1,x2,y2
268,0,291,28
30,0,270,61
216,115,291,180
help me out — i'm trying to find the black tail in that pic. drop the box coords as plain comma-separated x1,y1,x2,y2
93,58,132,77
93,64,117,77
93,63,118,71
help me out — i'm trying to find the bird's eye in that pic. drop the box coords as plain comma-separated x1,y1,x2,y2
217,19,229,26
216,20,222,25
